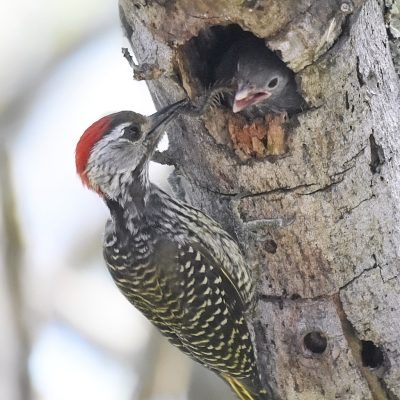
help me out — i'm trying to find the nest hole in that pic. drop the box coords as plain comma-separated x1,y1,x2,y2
180,23,298,109
361,340,384,369
179,23,304,114
179,24,303,160
181,24,260,91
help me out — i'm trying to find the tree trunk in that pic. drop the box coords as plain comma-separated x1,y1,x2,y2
119,0,400,398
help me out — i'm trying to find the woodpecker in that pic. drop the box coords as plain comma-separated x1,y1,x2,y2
75,100,268,400
214,37,305,118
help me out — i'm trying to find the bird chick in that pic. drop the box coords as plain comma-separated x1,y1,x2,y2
214,38,305,118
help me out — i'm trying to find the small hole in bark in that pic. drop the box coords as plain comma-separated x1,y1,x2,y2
361,340,384,368
303,331,327,354
265,239,277,254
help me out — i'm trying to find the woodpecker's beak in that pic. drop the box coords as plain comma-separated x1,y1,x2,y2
146,99,188,136
233,87,271,113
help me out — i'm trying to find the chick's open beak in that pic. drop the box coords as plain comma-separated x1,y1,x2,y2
233,87,271,113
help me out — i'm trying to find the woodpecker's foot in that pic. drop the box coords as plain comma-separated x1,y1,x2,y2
230,191,251,223
122,48,165,81
244,217,295,231
240,217,295,242
231,193,294,241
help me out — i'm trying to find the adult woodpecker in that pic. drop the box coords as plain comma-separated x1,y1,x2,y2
75,100,268,400
214,38,305,118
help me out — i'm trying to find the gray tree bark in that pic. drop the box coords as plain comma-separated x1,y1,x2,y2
119,0,400,398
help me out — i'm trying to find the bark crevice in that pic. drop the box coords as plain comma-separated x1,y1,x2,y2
334,294,392,400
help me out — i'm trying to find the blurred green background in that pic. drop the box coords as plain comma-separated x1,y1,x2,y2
0,1,234,399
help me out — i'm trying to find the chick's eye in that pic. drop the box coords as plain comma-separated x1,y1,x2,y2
268,77,279,89
122,126,141,142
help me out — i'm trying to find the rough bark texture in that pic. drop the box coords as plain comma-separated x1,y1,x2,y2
119,0,400,398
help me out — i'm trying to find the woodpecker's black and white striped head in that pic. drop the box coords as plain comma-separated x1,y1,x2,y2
76,101,184,199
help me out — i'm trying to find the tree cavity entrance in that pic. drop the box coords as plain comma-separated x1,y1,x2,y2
180,24,264,92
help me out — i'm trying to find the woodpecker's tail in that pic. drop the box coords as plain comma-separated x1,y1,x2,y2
222,374,268,400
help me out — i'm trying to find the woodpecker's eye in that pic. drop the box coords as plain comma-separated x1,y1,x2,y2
268,77,279,89
122,125,141,142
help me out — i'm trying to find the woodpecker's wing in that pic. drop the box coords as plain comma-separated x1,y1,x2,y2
103,207,265,397
151,238,260,383
153,191,254,308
